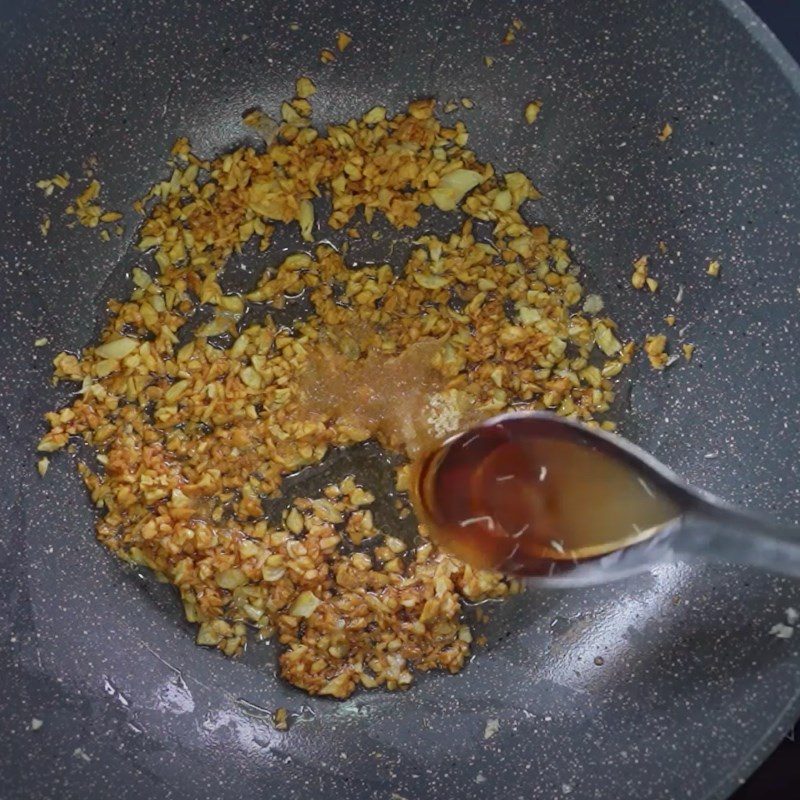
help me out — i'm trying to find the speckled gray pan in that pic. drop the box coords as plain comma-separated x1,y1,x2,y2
1,0,800,798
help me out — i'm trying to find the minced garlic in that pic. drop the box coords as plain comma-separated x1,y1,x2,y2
39,91,626,699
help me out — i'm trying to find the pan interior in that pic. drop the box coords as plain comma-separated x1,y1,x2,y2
2,1,800,799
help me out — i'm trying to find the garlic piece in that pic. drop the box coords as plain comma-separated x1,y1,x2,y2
430,169,483,212
290,590,321,618
298,199,315,242
95,337,138,360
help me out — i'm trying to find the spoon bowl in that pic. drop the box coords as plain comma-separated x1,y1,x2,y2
411,412,800,588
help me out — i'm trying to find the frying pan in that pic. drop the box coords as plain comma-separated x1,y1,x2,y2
2,0,800,798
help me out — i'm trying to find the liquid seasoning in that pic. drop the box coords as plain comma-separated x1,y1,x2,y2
411,415,679,577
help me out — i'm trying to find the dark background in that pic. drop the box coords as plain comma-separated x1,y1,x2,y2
735,3,800,796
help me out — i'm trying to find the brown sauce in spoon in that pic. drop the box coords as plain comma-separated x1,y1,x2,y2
411,416,679,577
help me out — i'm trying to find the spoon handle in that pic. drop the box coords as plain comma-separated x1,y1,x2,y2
673,504,800,579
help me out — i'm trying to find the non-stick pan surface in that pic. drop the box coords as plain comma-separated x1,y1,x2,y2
2,1,800,798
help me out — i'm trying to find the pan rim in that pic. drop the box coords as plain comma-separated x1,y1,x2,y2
705,3,800,799
720,0,800,96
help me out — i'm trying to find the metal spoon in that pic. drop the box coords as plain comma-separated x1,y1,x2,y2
411,411,800,588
